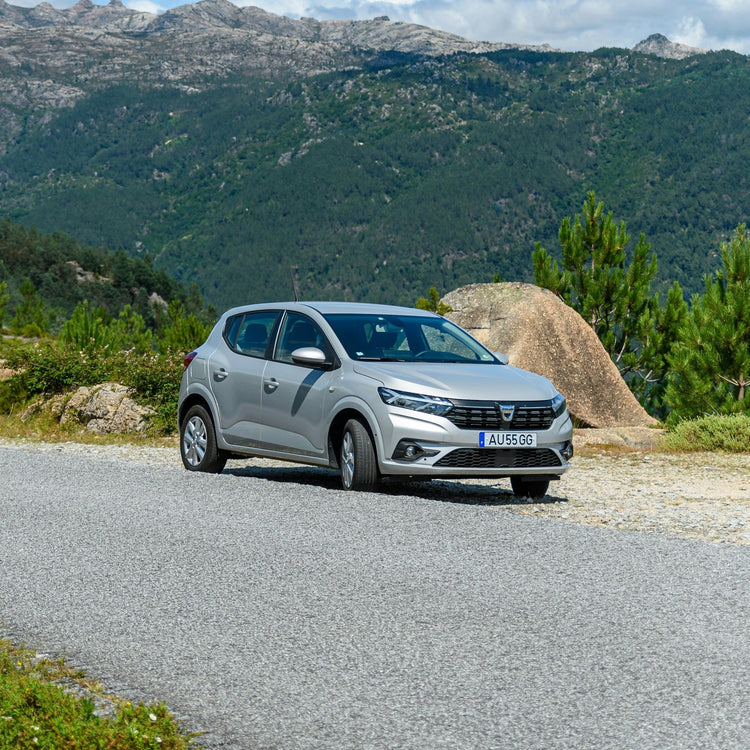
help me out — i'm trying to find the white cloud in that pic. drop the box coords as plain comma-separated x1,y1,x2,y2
708,0,746,10
127,0,164,11
673,16,709,48
230,0,737,51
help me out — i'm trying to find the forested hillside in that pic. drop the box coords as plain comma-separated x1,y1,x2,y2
2,37,750,307
0,219,207,331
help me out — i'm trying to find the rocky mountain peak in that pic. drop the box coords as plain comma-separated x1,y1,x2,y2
0,0,551,55
633,33,707,59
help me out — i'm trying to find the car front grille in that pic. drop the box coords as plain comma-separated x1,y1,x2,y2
434,448,562,469
446,401,556,431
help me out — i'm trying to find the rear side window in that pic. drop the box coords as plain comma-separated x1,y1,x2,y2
224,311,280,358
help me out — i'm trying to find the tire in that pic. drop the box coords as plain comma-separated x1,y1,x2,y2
180,404,228,474
340,418,379,491
511,476,550,499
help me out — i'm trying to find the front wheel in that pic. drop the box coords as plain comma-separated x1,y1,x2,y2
180,404,228,474
340,418,379,491
510,476,550,499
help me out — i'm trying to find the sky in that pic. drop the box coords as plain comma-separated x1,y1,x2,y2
11,0,750,55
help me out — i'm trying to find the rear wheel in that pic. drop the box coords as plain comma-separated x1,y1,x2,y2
340,418,379,491
511,476,550,499
180,405,227,474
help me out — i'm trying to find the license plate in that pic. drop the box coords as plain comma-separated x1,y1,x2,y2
479,432,537,448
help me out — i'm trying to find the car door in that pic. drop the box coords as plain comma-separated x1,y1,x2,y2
207,310,280,450
260,311,338,460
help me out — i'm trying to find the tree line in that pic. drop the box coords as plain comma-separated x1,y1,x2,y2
2,198,749,430
531,192,749,423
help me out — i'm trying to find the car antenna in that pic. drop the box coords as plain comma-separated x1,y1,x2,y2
290,268,300,302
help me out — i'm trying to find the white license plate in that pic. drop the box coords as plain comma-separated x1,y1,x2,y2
479,432,537,448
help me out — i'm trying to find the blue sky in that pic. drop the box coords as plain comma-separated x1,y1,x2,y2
13,0,750,54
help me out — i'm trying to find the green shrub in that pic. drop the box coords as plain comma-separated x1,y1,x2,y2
111,349,184,432
2,341,107,395
0,341,183,434
0,376,28,416
663,413,750,452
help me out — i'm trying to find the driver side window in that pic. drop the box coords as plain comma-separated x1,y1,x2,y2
275,313,329,365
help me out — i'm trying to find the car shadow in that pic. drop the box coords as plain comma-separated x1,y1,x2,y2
223,461,567,507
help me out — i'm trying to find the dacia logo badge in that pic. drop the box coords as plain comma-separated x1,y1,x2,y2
498,403,515,422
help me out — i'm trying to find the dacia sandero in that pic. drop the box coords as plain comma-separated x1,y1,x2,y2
178,302,573,497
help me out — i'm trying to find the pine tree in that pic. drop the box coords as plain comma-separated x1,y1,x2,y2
0,281,8,328
61,300,153,354
60,300,112,351
11,279,49,336
666,224,750,420
533,192,686,414
415,287,453,316
157,300,212,354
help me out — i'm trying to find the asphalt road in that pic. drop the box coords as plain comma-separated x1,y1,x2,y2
1,447,748,750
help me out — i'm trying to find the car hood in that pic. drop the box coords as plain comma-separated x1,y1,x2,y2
352,361,559,401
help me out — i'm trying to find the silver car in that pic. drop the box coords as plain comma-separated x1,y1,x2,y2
178,301,573,497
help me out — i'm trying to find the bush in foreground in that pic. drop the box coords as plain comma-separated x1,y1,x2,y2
663,413,750,453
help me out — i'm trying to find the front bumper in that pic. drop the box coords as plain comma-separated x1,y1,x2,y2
375,409,573,479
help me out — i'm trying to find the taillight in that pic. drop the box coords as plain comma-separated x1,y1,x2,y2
183,351,197,369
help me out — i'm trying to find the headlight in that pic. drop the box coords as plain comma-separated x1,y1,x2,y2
378,387,453,417
551,393,567,417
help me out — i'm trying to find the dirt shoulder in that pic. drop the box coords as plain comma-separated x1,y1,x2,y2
507,429,750,545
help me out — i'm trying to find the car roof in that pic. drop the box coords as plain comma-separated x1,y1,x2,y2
300,301,435,316
221,301,437,318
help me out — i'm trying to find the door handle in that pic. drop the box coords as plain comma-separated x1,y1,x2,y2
264,377,279,391
213,368,229,381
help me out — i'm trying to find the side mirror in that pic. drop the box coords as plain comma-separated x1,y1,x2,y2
493,352,510,365
291,346,332,368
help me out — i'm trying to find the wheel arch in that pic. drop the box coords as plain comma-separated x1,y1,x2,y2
327,407,379,469
178,391,216,430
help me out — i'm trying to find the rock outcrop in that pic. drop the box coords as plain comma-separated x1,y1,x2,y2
443,282,656,428
633,33,707,60
23,382,155,435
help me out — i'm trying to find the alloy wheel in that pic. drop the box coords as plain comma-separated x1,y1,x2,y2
183,415,208,467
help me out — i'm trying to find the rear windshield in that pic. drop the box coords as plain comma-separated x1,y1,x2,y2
323,313,497,363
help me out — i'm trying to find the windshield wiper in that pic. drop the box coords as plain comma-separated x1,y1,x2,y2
356,356,408,362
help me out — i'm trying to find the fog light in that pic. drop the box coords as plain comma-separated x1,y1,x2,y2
392,439,438,462
561,440,574,461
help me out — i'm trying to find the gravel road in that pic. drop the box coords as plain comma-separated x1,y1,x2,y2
1,440,749,749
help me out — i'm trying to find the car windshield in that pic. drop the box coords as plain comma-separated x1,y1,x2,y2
323,313,498,363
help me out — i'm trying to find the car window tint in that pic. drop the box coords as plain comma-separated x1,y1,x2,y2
324,313,495,362
420,322,481,360
275,313,328,364
227,311,279,358
224,315,242,348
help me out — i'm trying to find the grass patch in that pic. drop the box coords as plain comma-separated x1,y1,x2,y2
0,637,199,749
0,411,177,448
663,413,750,452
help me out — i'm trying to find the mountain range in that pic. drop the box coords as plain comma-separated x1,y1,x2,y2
0,0,745,310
